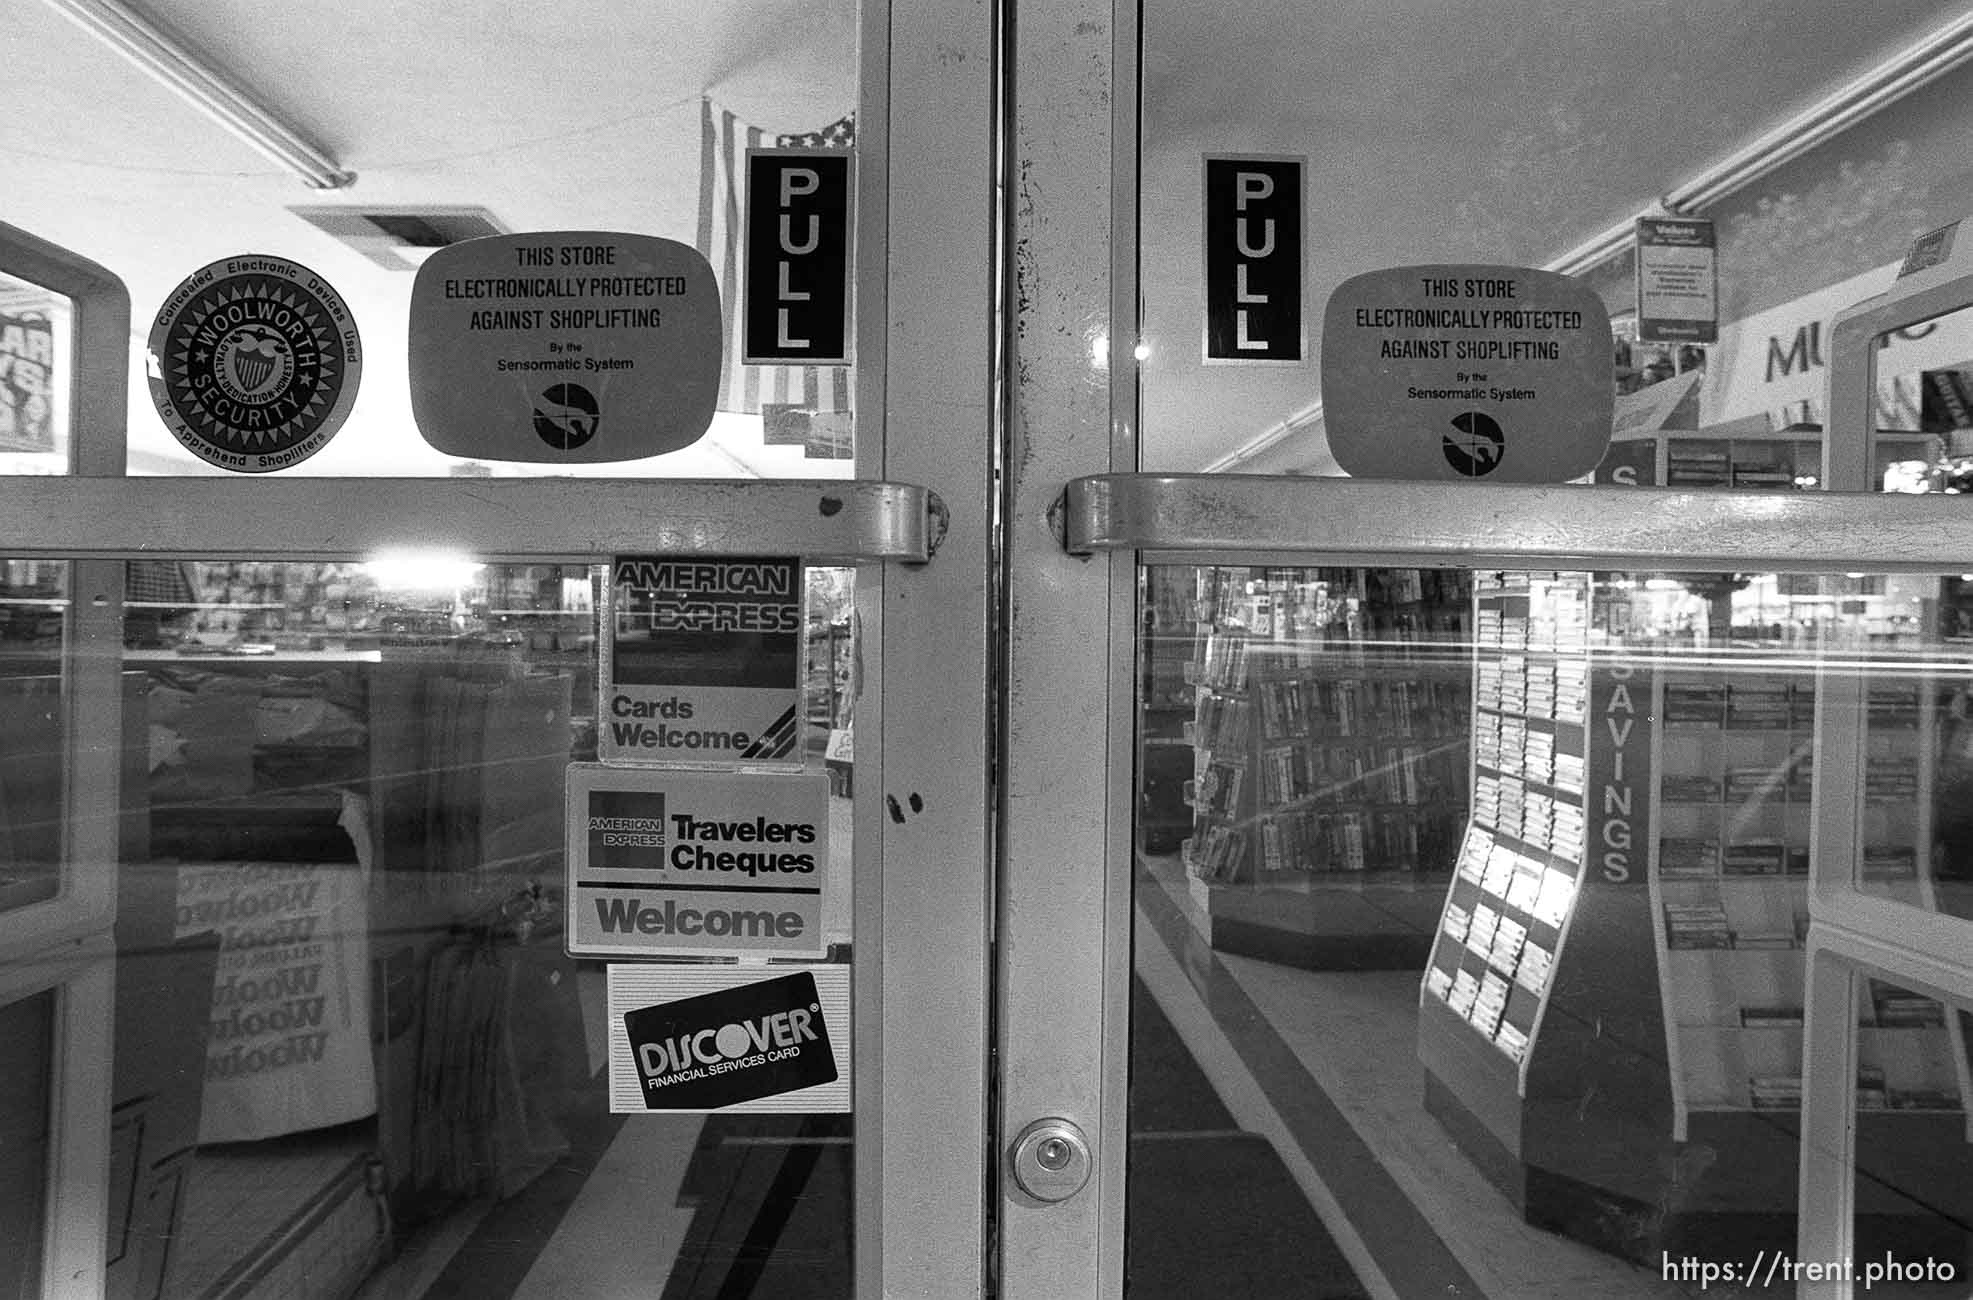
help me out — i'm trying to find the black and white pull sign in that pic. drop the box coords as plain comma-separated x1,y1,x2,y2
1202,154,1304,363
744,150,852,364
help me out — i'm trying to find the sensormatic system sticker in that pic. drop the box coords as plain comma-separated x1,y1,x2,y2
147,254,361,473
608,965,850,1113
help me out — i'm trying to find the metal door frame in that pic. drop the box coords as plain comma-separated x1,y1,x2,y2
994,1,1973,1294
0,0,1001,1291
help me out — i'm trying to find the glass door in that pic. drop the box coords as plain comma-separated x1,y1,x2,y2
995,1,1973,1296
0,0,995,1296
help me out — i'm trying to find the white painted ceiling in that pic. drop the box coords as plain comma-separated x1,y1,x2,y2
4,0,855,476
3,0,1969,476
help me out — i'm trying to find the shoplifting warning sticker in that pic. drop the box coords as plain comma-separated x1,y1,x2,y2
566,763,830,960
601,554,805,766
1322,266,1612,483
608,964,850,1113
408,232,721,463
146,255,362,473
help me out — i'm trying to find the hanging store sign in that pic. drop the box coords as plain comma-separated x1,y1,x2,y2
146,254,361,472
408,232,720,463
1899,220,1961,278
744,149,853,364
1633,216,1719,344
1202,154,1304,363
607,964,849,1113
1322,265,1613,482
566,763,831,960
601,554,805,766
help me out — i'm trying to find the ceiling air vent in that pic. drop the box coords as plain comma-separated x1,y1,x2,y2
288,206,507,271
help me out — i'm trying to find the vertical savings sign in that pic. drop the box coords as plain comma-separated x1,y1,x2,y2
1590,659,1654,884
1203,155,1304,363
744,150,852,364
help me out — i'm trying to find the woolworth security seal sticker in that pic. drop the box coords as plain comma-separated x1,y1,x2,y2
147,255,362,472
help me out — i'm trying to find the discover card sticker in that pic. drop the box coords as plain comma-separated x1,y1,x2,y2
567,763,829,959
602,554,805,766
608,964,850,1113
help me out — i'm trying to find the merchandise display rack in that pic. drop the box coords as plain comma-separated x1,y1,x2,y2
1172,565,1469,969
1419,566,1973,1262
1419,570,1589,1075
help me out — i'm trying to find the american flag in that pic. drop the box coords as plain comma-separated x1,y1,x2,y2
696,98,855,415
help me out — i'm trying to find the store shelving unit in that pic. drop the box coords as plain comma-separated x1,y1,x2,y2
1420,569,1973,1262
1419,571,1590,1072
1176,565,1469,969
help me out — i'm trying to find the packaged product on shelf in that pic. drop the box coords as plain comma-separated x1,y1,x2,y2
1721,839,1788,875
1748,1074,1804,1109
1663,682,1727,725
1726,683,1791,728
1513,942,1552,993
1663,901,1733,949
1505,861,1545,913
1447,969,1481,1017
1658,836,1719,877
1861,845,1918,879
1662,773,1720,803
1488,917,1527,972
1531,869,1575,927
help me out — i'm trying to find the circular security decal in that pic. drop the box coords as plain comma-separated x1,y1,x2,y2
147,255,362,473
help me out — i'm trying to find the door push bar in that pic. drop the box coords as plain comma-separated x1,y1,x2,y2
0,477,945,564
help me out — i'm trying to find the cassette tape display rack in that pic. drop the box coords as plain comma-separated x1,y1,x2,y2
1418,567,1973,1263
1175,565,1470,968
1419,571,1590,1074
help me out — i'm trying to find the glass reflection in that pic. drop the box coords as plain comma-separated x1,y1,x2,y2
1132,563,1973,1297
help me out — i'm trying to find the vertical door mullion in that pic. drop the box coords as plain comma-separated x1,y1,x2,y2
860,0,1000,1293
1797,946,1860,1299
999,0,1135,1293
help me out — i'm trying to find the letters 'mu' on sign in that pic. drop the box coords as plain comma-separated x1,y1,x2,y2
744,150,853,365
1202,154,1305,364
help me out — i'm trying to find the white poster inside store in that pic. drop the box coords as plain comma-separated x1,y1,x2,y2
175,859,375,1143
1698,260,1973,431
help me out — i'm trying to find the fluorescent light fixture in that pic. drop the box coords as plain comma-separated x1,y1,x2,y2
1547,10,1973,276
289,206,507,270
363,551,483,594
38,0,354,189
